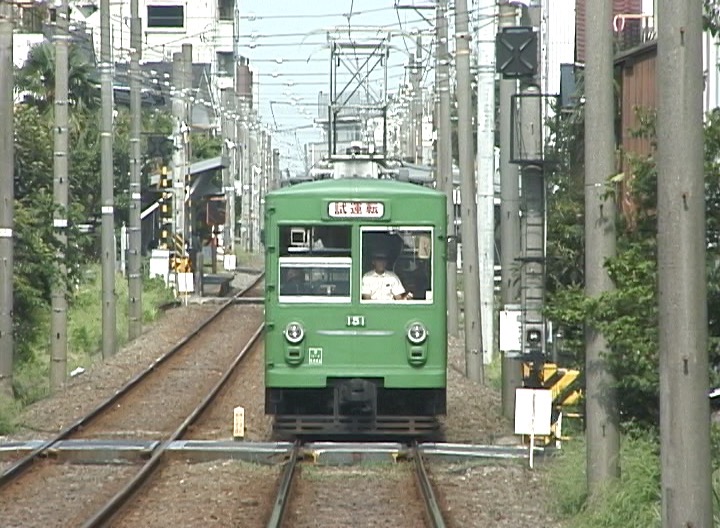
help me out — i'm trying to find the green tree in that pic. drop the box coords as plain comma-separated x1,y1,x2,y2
546,103,720,426
705,0,720,35
16,42,99,113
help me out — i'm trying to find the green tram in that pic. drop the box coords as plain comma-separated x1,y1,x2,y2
264,178,448,438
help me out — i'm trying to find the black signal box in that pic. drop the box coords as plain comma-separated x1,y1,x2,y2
496,26,538,79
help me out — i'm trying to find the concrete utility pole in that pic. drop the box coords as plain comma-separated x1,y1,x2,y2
100,0,116,358
476,0,496,366
272,148,280,191
455,0,484,383
415,37,423,164
518,84,546,375
0,1,13,397
409,37,422,164
182,44,193,253
249,123,260,252
171,51,186,258
260,131,270,245
221,89,236,263
436,0,459,337
50,0,70,390
127,0,142,340
236,113,246,253
405,52,416,162
584,0,619,493
236,65,251,254
657,0,712,525
498,1,522,419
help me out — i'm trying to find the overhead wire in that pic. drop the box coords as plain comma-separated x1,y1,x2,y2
77,2,499,171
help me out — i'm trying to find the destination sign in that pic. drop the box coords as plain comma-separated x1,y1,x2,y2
328,201,384,218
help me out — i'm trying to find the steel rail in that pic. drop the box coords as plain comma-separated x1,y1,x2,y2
0,272,264,489
413,442,447,528
265,442,301,528
81,322,265,527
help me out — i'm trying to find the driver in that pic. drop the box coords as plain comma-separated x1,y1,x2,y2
361,250,413,301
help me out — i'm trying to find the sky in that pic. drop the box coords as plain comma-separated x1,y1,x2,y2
234,1,438,173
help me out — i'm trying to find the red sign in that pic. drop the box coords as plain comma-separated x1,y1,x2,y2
328,201,384,218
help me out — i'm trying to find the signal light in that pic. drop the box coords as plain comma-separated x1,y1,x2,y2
526,328,542,345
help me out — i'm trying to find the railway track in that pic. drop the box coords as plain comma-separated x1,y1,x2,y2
266,441,449,528
0,273,265,527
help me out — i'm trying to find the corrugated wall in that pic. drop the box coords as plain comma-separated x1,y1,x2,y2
575,0,643,63
619,47,656,162
616,44,657,228
575,0,585,63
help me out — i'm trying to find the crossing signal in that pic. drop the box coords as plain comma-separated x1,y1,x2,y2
496,26,537,78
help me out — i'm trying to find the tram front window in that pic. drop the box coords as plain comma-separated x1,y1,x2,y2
279,257,351,302
361,227,433,303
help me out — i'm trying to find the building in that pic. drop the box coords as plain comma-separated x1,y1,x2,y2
70,0,237,96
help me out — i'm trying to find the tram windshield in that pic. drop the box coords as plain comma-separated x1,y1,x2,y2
279,225,351,257
279,257,351,303
360,227,433,303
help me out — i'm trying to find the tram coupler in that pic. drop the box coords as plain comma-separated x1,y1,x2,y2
334,378,378,416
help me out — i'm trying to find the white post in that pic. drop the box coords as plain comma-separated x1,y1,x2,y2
476,0,496,365
120,224,128,277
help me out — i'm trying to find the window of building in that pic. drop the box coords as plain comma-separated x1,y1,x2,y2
218,0,235,21
361,227,433,303
217,51,234,76
147,5,184,29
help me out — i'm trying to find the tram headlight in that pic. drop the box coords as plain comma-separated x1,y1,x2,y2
284,322,305,344
407,322,428,345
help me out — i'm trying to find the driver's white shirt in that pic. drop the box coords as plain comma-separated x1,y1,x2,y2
361,270,405,300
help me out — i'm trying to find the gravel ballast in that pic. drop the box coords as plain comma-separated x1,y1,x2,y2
1,272,562,526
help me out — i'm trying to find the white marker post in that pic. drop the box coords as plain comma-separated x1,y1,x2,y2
514,388,552,468
177,271,194,305
233,406,245,440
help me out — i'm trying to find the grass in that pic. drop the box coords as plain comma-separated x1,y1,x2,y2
67,265,174,370
549,432,661,527
484,354,502,391
0,394,20,433
233,248,264,269
0,263,173,435
548,428,720,527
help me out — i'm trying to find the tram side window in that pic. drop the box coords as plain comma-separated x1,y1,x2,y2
279,225,351,257
361,228,433,302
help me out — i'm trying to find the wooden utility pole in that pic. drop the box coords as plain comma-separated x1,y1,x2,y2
0,1,13,397
100,0,117,358
584,0,619,492
436,0,459,337
127,0,142,340
657,0,712,525
50,0,70,390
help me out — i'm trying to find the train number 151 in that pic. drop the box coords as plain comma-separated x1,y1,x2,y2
346,315,366,327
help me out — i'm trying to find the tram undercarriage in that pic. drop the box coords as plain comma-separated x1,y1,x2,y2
267,379,446,440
